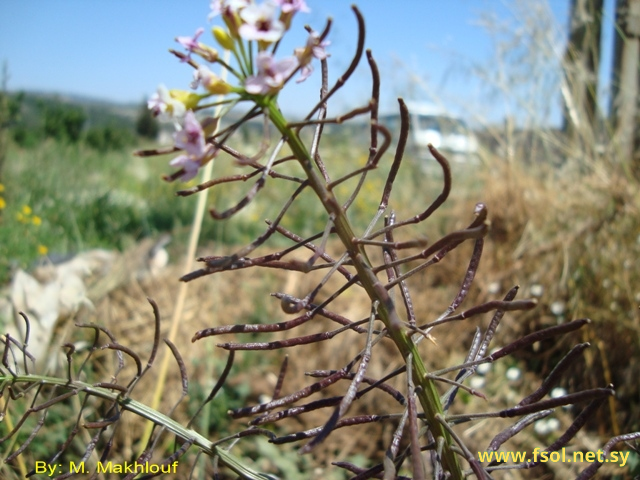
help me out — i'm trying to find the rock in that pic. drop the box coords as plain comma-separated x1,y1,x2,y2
1,237,170,371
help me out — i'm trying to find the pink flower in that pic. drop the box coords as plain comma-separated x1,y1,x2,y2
274,0,310,30
274,0,309,14
209,0,250,18
175,28,205,62
174,110,206,156
209,0,250,35
238,2,285,43
244,51,298,95
170,111,215,181
275,0,309,29
169,155,202,182
294,31,330,82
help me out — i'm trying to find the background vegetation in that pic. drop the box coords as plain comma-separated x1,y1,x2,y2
1,1,639,478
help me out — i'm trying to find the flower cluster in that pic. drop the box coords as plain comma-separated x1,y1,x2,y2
15,204,43,226
148,0,329,181
16,205,47,254
1,191,48,256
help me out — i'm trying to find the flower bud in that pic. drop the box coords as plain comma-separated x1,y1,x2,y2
200,45,219,63
212,26,235,51
169,89,202,110
205,78,232,95
193,66,233,95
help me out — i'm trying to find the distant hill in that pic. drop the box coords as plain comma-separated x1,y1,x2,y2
8,90,373,148
9,90,141,130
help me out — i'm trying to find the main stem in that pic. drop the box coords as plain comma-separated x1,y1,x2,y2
266,103,463,479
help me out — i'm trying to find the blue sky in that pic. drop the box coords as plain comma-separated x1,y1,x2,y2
0,1,616,123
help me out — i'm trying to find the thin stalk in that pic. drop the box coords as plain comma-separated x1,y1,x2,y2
0,395,28,477
264,100,463,480
0,374,271,480
140,49,232,452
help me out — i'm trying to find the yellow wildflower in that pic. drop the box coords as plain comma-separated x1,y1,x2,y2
0,197,5,209
22,205,32,215
32,215,42,226
37,245,48,255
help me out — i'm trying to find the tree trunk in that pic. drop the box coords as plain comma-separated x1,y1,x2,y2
562,0,604,151
610,0,640,169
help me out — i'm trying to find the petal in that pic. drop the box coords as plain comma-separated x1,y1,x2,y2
174,112,206,156
297,64,312,83
274,56,298,76
244,76,268,95
170,155,201,182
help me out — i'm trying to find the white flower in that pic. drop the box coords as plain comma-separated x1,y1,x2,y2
239,1,285,43
148,85,186,118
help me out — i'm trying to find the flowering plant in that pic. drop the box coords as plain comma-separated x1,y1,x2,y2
145,0,327,183
135,1,633,478
2,2,636,479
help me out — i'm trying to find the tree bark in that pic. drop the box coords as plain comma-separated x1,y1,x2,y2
562,0,604,148
610,0,640,168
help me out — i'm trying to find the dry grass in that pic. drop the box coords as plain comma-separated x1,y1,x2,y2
472,154,640,435
32,137,637,479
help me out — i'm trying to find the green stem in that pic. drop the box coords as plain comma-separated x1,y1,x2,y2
265,101,463,479
0,374,272,480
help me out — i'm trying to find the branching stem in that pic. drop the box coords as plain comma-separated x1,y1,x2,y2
262,70,464,479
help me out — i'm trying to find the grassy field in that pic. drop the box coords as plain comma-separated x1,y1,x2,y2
1,118,640,478
0,123,450,284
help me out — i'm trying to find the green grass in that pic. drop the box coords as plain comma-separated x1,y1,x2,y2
0,138,197,282
0,129,493,286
